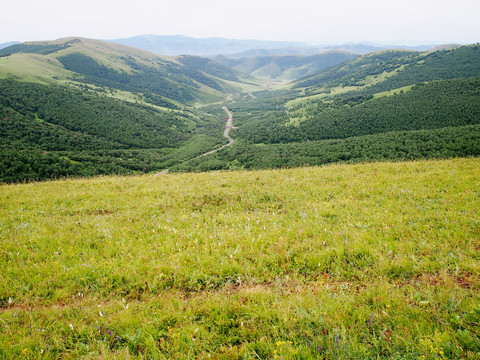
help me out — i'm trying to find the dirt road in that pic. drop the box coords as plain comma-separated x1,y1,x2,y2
156,106,234,174
199,106,234,157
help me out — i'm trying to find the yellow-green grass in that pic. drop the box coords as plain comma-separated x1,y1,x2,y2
356,65,407,88
372,85,415,99
0,53,73,84
1,159,479,359
45,37,178,73
285,86,361,108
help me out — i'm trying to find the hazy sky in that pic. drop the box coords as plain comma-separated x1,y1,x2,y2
2,0,479,45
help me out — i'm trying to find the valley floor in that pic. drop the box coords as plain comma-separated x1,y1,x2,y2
1,158,479,359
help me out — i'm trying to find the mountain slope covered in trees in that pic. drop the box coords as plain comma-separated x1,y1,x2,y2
293,45,480,92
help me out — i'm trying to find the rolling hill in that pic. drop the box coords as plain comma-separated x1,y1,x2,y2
0,37,263,182
0,37,255,104
293,44,480,92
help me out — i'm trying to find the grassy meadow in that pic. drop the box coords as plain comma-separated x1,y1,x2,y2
1,158,479,359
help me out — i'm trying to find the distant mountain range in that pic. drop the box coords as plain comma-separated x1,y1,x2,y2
108,35,438,57
108,35,309,57
223,43,437,58
0,41,19,49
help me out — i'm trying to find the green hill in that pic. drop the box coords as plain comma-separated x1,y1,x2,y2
293,44,480,92
0,37,258,104
0,37,265,182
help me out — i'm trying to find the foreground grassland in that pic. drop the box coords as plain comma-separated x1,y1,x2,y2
1,159,479,359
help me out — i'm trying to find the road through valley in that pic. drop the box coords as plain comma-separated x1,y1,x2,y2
156,106,234,174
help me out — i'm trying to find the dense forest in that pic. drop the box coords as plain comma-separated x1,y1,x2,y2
232,77,480,144
0,79,226,182
0,79,196,148
171,125,480,172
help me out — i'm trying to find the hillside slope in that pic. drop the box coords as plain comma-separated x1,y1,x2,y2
293,44,480,92
0,37,257,104
0,38,263,182
1,158,479,358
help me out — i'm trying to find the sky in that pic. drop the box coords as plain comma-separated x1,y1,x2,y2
2,0,479,45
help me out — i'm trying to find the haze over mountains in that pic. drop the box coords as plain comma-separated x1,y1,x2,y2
108,35,447,82
0,41,19,50
109,34,437,57
214,52,359,82
109,35,309,57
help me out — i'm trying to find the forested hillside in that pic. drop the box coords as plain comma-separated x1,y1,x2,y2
235,77,480,144
0,78,230,182
0,79,195,148
294,44,480,92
